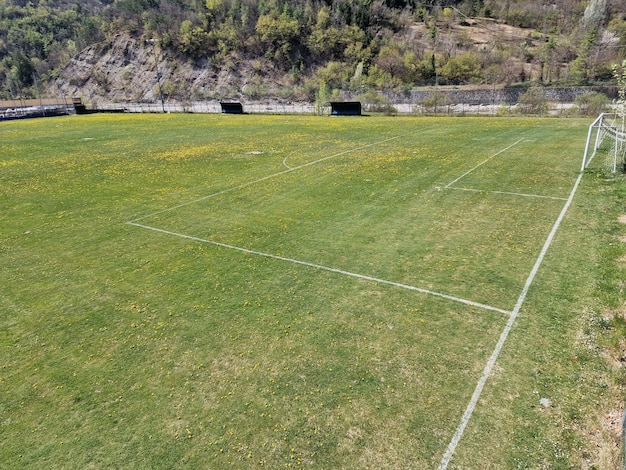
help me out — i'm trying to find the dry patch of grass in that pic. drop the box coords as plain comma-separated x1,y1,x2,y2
558,307,625,469
583,400,624,470
579,306,626,469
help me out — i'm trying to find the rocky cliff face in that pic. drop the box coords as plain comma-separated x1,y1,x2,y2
47,31,620,109
49,34,160,103
47,33,281,105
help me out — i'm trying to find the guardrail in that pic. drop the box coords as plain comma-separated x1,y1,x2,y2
0,104,73,120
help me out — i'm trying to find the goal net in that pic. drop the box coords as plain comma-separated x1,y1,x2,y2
581,113,626,172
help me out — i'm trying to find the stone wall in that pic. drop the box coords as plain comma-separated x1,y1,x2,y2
345,86,618,105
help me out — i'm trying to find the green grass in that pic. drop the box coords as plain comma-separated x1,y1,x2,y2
1,113,624,468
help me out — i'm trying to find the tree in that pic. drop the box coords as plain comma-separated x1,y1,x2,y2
314,61,352,90
314,80,330,115
307,7,343,60
611,60,626,169
341,25,371,65
517,87,549,115
364,64,402,89
613,60,626,121
255,11,300,68
116,0,159,15
569,30,599,85
439,52,482,84
178,20,209,58
468,0,485,17
540,37,557,84
374,45,409,80
8,50,34,89
607,18,626,60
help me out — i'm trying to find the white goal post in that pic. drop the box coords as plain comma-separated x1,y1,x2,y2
582,113,626,172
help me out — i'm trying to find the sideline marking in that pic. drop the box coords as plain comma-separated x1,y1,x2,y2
444,138,525,189
437,170,584,469
127,221,513,317
129,134,409,224
439,186,568,201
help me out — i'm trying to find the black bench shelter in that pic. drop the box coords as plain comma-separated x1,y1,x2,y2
220,102,244,114
73,97,89,114
330,101,362,116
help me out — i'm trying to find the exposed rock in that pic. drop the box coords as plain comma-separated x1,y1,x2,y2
46,31,619,109
47,32,290,105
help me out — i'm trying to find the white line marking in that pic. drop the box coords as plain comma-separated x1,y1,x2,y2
282,153,293,169
439,186,568,201
437,170,584,470
129,134,408,223
445,139,525,189
127,221,513,317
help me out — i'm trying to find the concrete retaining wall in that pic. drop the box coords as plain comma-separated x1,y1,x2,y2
345,86,619,105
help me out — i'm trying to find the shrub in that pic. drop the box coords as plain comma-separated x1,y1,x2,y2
575,91,609,116
516,87,549,115
496,102,512,117
421,90,451,113
357,90,397,115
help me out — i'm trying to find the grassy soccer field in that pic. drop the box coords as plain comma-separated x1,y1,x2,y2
1,113,624,469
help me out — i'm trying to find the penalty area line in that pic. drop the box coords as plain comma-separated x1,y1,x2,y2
444,138,525,189
437,169,585,470
127,221,512,317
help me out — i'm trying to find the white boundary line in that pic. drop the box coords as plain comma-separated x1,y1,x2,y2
439,186,568,201
444,138,525,188
127,221,512,317
129,134,408,224
437,170,584,469
126,127,580,467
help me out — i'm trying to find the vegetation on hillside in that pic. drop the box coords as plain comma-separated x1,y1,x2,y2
0,0,625,100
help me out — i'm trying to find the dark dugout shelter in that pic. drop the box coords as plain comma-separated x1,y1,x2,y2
330,101,362,116
220,102,244,114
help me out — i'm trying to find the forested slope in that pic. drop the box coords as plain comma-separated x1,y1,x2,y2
0,0,625,101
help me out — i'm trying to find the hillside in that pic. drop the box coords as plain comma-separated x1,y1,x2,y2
48,19,554,105
0,0,625,103
47,32,308,104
